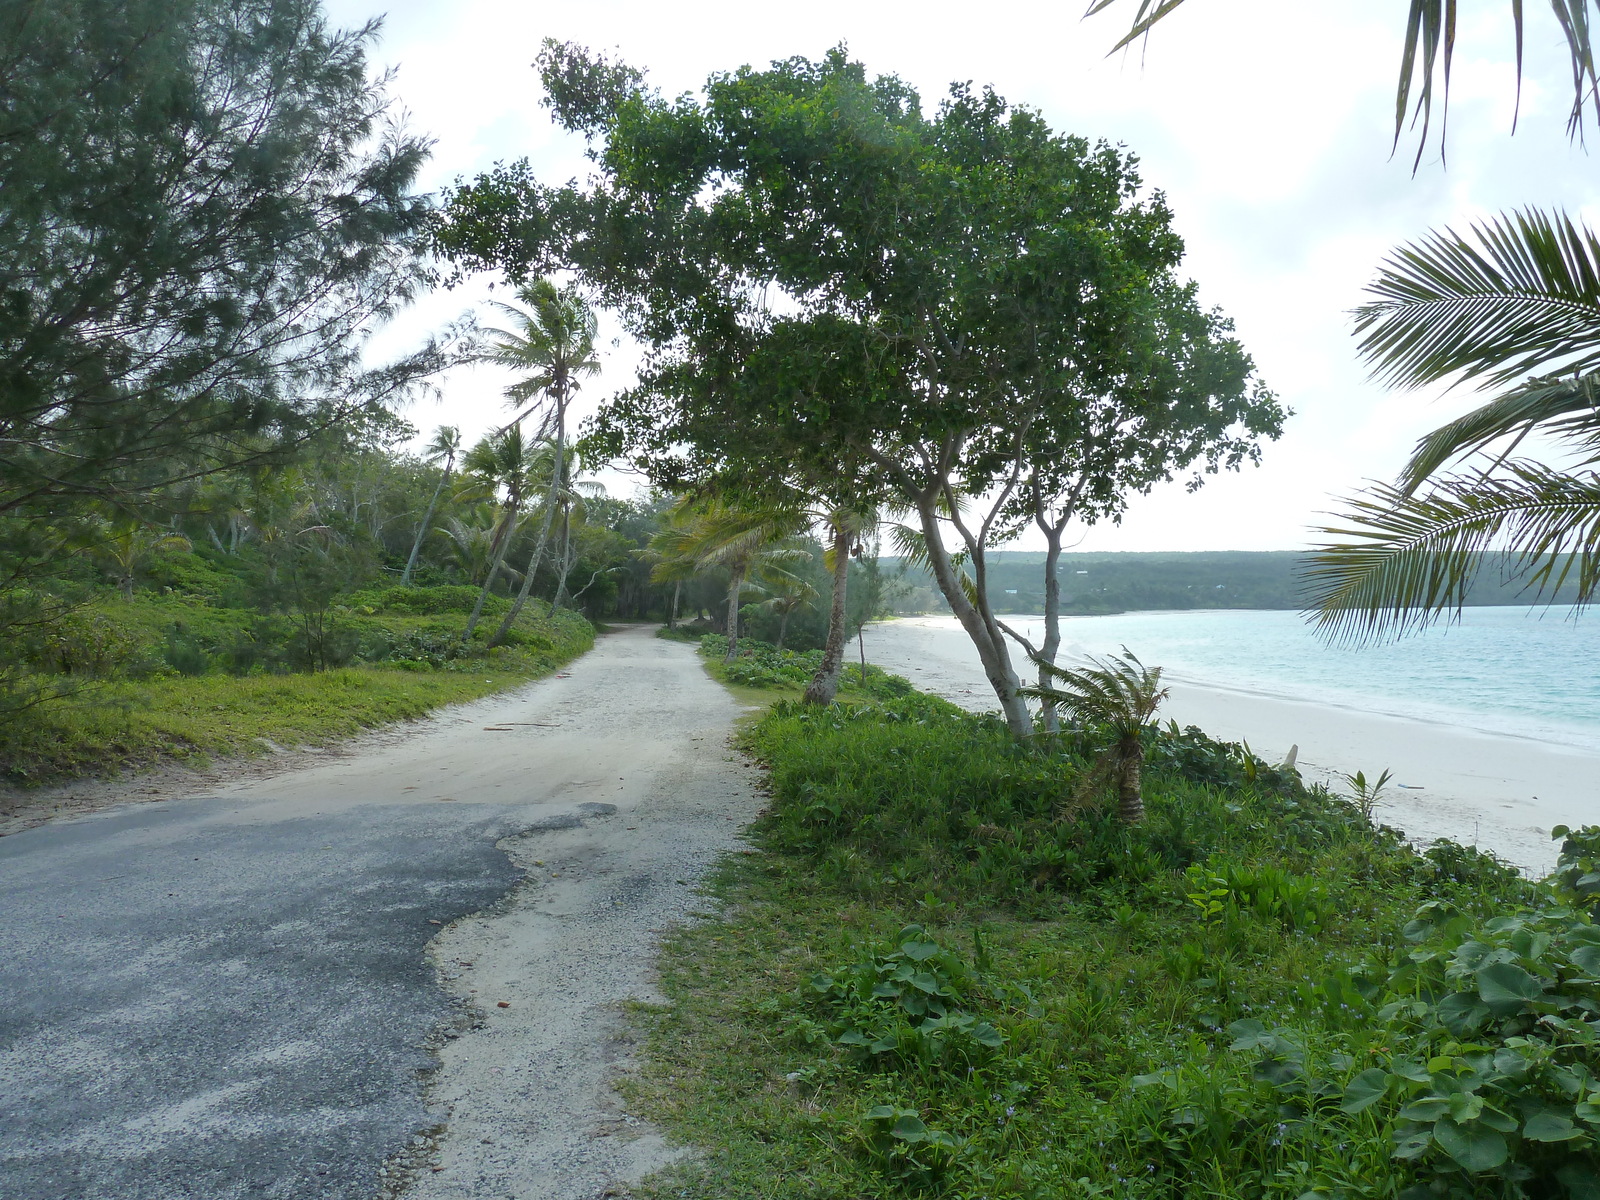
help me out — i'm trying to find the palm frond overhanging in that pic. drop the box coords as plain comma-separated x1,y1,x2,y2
1354,210,1600,394
1084,2,1600,164
1312,208,1600,640
1308,464,1600,641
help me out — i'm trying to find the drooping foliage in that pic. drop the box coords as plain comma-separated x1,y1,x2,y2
1308,211,1600,640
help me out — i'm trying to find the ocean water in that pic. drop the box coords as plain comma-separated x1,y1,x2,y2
996,607,1600,752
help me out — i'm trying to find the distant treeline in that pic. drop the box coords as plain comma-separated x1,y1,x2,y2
884,551,1582,615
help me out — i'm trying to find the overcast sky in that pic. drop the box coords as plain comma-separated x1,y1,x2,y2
325,0,1599,553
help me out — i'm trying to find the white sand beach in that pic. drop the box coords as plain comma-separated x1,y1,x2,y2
863,616,1600,875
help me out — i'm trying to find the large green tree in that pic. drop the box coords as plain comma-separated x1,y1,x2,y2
0,0,445,515
441,46,1278,736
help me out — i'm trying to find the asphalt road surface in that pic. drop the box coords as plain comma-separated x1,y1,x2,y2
0,627,759,1200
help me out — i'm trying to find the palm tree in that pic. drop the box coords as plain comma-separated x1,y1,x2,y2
459,424,538,641
90,520,192,600
1022,648,1169,825
437,512,506,586
802,504,880,705
643,500,706,630
1307,210,1600,640
400,425,461,586
651,499,808,662
749,571,819,650
477,280,601,648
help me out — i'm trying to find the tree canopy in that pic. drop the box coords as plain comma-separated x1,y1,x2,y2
439,43,1281,735
0,0,446,520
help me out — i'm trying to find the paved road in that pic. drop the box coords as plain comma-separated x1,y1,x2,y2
0,628,757,1200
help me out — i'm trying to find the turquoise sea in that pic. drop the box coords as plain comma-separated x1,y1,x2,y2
998,607,1600,752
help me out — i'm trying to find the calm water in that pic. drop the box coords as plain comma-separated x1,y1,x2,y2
998,607,1600,752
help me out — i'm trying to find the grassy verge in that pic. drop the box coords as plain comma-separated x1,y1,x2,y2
692,632,931,715
624,691,1600,1199
0,597,593,785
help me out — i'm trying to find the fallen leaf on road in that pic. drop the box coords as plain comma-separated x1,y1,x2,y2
427,920,442,925
496,1001,510,1008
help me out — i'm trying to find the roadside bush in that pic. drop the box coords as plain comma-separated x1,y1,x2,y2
346,585,510,616
699,633,922,701
628,681,1563,1200
744,702,1406,911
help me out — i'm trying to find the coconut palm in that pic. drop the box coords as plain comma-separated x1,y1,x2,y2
749,571,820,651
436,512,506,586
1307,209,1600,640
400,425,461,586
90,520,192,600
1022,648,1169,824
651,499,808,661
477,280,602,647
458,423,538,641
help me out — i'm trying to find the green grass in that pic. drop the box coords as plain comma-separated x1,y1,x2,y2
0,597,594,784
693,633,939,719
620,695,1595,1199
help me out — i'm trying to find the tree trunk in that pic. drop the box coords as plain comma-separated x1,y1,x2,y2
486,397,566,648
914,496,1032,738
400,461,452,586
802,521,852,705
551,503,574,609
462,503,518,643
723,567,746,663
668,581,680,629
775,608,792,651
1117,747,1145,824
1036,526,1064,733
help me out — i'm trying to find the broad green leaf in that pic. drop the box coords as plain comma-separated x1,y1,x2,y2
1341,1068,1391,1113
1399,1097,1450,1121
899,939,940,962
1477,962,1546,1013
1571,945,1600,975
1392,1059,1433,1083
1523,1110,1583,1141
863,1105,897,1120
1436,991,1491,1035
890,1114,928,1142
971,1022,1005,1048
1433,1117,1509,1171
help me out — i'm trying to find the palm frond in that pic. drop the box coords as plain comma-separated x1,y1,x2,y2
1085,3,1600,164
1305,462,1600,642
1355,209,1600,390
1400,370,1600,492
1020,647,1169,736
1082,0,1190,52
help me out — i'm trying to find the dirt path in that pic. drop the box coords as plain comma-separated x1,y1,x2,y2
0,626,760,1200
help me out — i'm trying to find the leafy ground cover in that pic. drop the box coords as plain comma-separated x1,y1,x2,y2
0,589,593,784
625,689,1600,1199
695,634,923,706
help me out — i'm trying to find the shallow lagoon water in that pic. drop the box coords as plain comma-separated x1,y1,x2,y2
996,606,1599,753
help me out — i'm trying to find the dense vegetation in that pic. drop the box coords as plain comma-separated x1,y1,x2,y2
628,685,1600,1198
886,552,1587,617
